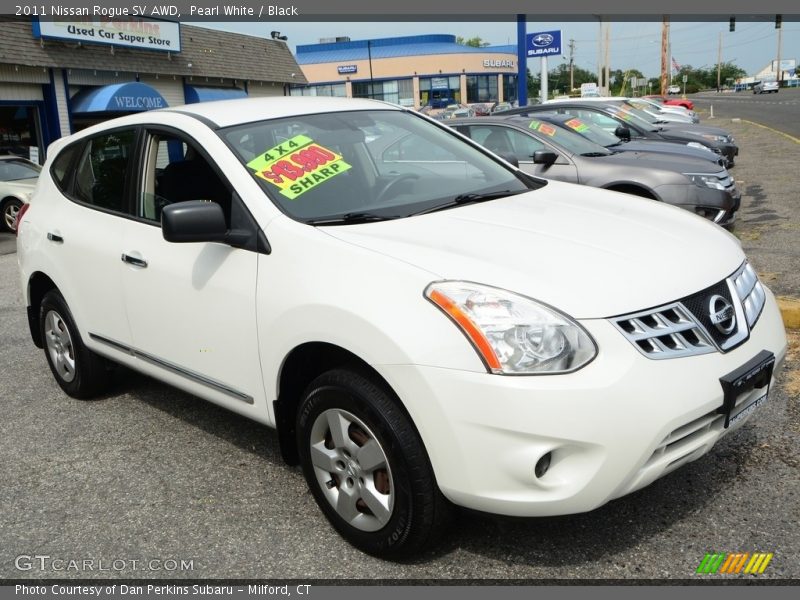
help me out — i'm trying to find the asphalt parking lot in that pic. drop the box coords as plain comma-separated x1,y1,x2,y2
1,112,798,581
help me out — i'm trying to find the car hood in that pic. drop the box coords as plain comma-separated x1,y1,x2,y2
592,150,721,174
322,180,744,318
658,123,732,138
612,140,721,164
3,177,38,188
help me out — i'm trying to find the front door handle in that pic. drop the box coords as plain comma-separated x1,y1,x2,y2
47,232,64,243
121,253,148,268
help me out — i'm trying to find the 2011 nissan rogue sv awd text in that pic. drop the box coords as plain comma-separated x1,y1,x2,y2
17,98,787,557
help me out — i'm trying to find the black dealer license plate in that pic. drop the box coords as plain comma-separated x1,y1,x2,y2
718,350,775,429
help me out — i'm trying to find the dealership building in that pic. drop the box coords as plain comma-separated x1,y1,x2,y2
291,34,518,108
0,17,305,162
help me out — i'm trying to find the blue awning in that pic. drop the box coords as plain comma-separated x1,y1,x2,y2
70,82,168,114
184,86,248,104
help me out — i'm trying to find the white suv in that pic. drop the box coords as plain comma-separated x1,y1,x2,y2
17,97,787,557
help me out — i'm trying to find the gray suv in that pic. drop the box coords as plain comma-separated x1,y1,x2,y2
451,116,740,227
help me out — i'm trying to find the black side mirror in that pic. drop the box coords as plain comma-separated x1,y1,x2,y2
615,125,631,141
533,150,558,165
162,200,227,243
497,151,520,168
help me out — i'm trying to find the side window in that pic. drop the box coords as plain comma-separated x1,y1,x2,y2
467,126,545,162
140,132,232,225
50,144,81,192
73,130,136,212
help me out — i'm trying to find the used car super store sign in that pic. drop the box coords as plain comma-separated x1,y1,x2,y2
33,16,181,52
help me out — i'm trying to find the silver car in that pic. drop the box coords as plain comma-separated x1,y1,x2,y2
450,116,740,227
754,81,779,94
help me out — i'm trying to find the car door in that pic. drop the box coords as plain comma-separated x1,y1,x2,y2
119,127,268,419
461,124,579,183
45,128,137,351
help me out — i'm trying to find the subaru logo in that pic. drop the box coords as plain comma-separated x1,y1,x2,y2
532,34,554,47
708,295,736,335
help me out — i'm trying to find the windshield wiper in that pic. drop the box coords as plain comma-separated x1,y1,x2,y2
580,152,611,157
307,212,399,226
411,190,525,216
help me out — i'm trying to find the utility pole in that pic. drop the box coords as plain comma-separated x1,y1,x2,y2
660,16,669,95
597,17,603,91
604,23,610,95
776,15,783,85
569,38,575,92
716,32,722,92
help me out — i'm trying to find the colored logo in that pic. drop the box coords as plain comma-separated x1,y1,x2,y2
532,34,553,47
696,552,773,575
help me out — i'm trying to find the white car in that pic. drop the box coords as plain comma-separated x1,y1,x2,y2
0,155,40,232
754,81,779,94
17,97,787,557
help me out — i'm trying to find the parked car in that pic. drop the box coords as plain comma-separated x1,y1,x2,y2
18,97,786,557
501,102,739,166
753,80,779,94
523,112,725,167
667,85,681,94
643,94,695,111
449,116,740,226
547,96,699,124
0,155,41,232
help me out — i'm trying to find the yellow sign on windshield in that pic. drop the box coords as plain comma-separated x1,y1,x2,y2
246,134,352,200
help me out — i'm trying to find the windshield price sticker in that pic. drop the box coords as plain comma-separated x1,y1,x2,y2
247,135,352,200
565,118,589,133
528,120,557,136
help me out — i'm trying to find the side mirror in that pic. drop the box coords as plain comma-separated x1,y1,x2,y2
615,125,631,141
533,150,558,165
162,200,227,243
497,151,520,168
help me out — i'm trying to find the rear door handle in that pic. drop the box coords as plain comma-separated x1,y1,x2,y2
47,232,64,243
121,253,148,268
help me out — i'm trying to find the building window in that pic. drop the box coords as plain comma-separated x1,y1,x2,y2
466,75,499,103
290,84,346,97
352,79,409,105
419,75,461,105
503,75,518,104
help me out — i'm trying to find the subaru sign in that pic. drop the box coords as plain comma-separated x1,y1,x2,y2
526,30,562,57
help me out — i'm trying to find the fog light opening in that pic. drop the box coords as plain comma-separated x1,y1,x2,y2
534,452,552,479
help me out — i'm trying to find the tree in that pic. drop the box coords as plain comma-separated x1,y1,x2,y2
456,36,490,48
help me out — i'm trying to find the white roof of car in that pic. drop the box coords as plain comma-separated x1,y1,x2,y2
164,96,401,128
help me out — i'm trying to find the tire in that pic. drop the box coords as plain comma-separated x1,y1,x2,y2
39,290,110,399
1,197,23,232
296,369,450,557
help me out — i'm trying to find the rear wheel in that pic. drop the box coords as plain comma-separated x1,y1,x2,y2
39,290,110,399
1,197,22,232
296,369,450,557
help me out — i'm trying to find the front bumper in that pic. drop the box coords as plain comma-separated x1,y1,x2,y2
655,181,741,227
377,289,786,517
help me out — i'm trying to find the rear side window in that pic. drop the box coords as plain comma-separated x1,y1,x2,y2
72,130,136,213
50,145,80,192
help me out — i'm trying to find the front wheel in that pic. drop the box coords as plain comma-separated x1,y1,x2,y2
39,290,110,399
296,369,450,557
1,197,23,232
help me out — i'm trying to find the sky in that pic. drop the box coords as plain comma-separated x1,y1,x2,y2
203,18,799,79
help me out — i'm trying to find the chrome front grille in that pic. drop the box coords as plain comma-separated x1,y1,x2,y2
611,261,767,360
612,303,715,359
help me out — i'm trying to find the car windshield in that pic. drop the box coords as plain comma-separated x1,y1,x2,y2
525,119,612,156
604,105,659,131
617,102,660,125
220,110,532,223
555,116,622,147
0,158,41,181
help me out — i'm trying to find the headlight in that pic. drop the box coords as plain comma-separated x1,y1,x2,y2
425,281,597,374
733,262,766,328
686,142,714,153
699,133,727,143
685,173,727,190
